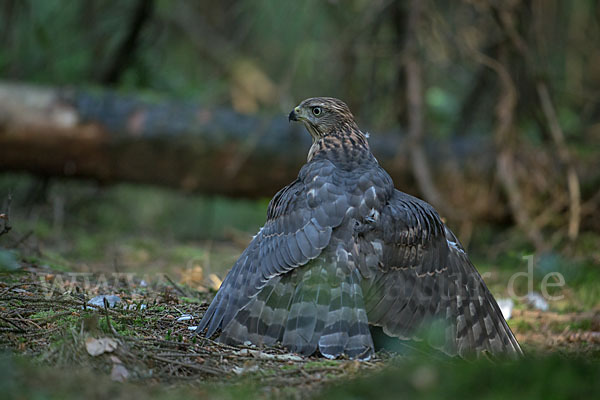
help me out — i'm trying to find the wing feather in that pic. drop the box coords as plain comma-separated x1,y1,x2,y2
360,190,522,357
198,159,364,337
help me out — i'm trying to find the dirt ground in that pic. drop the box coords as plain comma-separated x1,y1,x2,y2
1,179,599,399
1,258,599,399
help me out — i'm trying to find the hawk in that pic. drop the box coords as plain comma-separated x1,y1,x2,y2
197,97,522,359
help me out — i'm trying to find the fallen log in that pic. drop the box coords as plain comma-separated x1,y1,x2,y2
0,82,485,194
1,81,595,225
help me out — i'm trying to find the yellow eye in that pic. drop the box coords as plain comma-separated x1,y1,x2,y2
312,107,322,116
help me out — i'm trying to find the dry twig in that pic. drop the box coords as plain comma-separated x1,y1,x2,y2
536,83,581,241
491,0,582,243
467,41,546,250
164,274,191,298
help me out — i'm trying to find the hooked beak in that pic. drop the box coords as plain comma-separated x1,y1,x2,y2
288,106,301,122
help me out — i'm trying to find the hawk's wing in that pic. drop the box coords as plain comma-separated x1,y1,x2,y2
198,158,376,337
358,190,522,357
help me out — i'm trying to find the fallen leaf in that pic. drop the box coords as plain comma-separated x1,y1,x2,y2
179,265,204,287
85,337,118,356
207,273,222,291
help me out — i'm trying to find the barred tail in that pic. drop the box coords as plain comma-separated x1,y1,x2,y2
318,267,373,359
218,256,374,359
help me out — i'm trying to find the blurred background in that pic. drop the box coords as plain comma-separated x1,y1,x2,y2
0,0,599,318
1,1,600,398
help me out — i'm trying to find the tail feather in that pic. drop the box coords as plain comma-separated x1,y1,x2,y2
307,287,331,349
318,284,350,357
262,276,297,343
282,261,338,355
318,269,373,359
217,256,374,359
343,270,374,359
219,274,290,346
247,278,278,343
282,278,316,354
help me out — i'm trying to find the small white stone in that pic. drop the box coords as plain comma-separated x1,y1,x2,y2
496,298,514,320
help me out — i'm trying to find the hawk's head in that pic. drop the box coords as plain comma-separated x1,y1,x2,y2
289,97,358,140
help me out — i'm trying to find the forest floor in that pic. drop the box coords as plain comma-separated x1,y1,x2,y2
1,176,599,399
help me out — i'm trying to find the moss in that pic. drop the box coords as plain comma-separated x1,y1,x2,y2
180,296,201,304
0,272,28,285
30,310,58,319
260,368,277,376
132,316,149,327
98,317,133,337
509,319,535,333
29,310,80,332
568,319,593,332
23,255,70,272
305,359,340,369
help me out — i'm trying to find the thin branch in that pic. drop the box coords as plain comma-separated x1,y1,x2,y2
150,354,222,376
496,150,545,250
100,0,154,85
473,41,546,250
0,315,26,332
103,297,121,336
403,0,462,221
164,274,191,298
492,0,582,242
536,83,581,241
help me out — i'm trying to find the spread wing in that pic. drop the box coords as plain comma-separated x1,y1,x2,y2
198,159,364,337
358,190,522,357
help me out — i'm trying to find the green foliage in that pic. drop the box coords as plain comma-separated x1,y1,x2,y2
0,174,264,275
319,355,600,400
1,1,599,391
425,86,459,138
304,359,340,370
2,0,597,138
